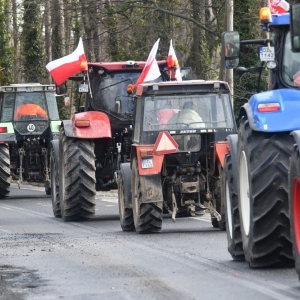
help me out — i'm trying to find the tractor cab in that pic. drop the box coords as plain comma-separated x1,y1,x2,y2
0,84,59,140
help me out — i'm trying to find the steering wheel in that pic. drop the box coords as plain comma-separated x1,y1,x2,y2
19,115,38,121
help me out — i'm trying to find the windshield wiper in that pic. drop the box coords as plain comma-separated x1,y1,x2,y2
99,79,130,91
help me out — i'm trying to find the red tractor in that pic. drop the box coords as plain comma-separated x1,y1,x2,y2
50,60,191,221
117,80,237,233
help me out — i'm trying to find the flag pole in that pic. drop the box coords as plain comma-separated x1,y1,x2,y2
86,68,93,99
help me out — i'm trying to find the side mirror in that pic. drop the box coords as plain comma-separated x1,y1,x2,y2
290,4,300,52
56,82,66,95
222,31,240,69
180,67,192,80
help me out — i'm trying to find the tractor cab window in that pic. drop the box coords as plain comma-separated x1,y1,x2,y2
45,92,60,120
92,72,142,121
14,92,49,121
1,93,14,122
283,31,300,86
143,93,234,131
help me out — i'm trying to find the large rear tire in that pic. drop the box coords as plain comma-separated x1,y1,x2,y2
0,144,10,199
132,158,163,233
238,116,294,267
288,145,300,280
223,153,244,261
59,129,96,221
50,141,61,218
118,170,134,231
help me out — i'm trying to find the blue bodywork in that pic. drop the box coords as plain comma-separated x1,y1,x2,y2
244,89,300,132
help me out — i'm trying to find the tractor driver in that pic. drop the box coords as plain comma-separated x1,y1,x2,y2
14,96,48,120
166,101,205,129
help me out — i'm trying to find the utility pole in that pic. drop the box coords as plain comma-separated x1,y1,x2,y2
226,0,234,104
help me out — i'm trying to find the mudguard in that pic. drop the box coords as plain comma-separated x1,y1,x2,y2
240,89,300,132
51,139,59,165
119,163,132,208
62,111,112,139
225,134,238,187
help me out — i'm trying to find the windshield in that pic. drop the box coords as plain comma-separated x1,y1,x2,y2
143,94,234,131
91,72,142,120
14,92,49,121
283,31,300,86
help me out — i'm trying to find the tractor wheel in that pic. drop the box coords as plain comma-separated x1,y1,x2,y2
223,153,244,261
0,144,10,199
211,163,225,230
59,128,96,221
50,141,61,218
131,158,163,233
238,116,294,267
118,170,134,231
288,145,300,280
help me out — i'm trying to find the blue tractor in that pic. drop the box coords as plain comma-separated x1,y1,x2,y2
222,3,300,275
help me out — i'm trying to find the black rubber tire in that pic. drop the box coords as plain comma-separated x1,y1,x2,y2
132,158,163,233
0,144,10,199
50,142,61,218
238,116,294,267
211,163,225,230
223,153,245,261
288,145,300,280
118,171,134,231
59,128,96,221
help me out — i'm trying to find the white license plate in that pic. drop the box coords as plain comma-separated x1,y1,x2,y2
259,46,275,61
141,159,153,169
78,83,89,93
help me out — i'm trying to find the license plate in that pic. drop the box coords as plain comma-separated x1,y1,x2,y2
78,83,88,93
141,159,153,169
259,46,275,61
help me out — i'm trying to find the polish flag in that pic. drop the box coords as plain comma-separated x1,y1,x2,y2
167,40,182,81
269,0,289,15
133,39,161,88
46,37,88,85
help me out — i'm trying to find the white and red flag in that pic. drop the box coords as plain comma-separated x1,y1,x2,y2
167,39,182,81
46,37,88,85
133,39,161,89
268,0,289,15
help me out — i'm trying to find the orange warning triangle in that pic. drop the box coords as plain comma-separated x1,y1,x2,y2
153,131,178,155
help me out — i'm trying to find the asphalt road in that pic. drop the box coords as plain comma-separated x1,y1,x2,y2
0,184,299,300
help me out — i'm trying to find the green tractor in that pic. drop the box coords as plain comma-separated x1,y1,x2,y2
0,83,61,197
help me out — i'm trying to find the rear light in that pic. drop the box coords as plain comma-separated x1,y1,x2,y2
75,120,90,127
0,127,7,133
257,103,280,112
140,150,153,158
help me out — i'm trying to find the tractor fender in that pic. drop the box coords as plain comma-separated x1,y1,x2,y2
119,163,132,208
225,134,238,186
131,144,164,176
240,89,300,132
62,111,112,139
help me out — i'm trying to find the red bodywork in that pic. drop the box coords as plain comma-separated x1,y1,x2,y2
72,111,112,139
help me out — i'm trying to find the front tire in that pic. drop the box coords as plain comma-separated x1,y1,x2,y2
223,153,244,261
0,144,10,199
132,158,163,233
50,141,61,218
238,116,294,267
288,145,300,280
118,170,134,231
59,129,96,221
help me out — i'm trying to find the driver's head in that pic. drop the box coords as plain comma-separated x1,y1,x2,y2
23,96,33,104
183,101,194,110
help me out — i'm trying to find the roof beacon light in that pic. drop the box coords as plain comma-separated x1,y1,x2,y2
258,103,280,112
260,7,272,24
